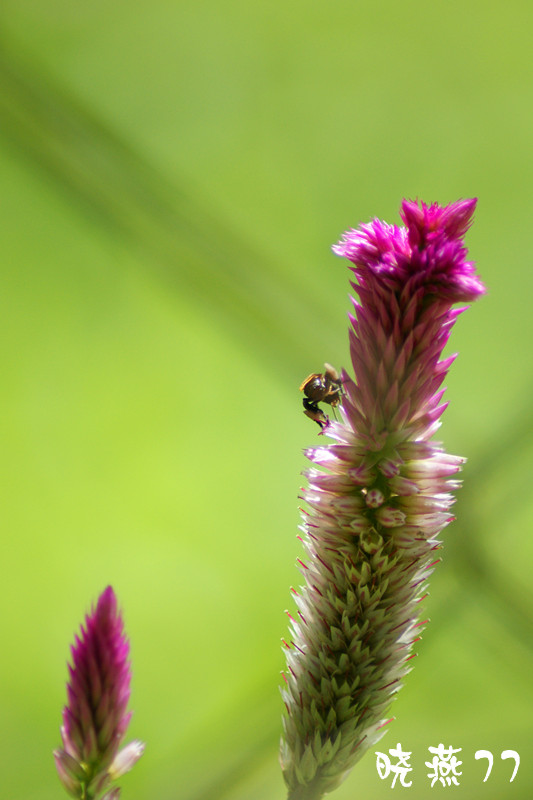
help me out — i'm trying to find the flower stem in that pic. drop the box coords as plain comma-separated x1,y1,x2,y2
287,782,324,800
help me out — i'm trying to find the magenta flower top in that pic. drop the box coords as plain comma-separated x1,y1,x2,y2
281,199,485,800
54,587,144,799
332,199,485,450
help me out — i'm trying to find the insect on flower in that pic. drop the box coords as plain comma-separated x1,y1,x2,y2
300,362,343,429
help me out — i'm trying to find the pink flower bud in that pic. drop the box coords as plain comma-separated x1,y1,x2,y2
54,587,144,799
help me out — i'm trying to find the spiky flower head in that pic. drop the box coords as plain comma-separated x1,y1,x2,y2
280,199,485,800
54,586,144,799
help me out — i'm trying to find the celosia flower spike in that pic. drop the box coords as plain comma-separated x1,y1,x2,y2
54,586,144,799
281,199,485,799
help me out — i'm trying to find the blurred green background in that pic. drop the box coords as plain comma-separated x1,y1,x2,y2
1,1,532,798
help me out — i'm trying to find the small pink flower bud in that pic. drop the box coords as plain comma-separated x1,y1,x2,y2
108,741,146,780
365,488,385,508
375,506,407,528
54,586,144,799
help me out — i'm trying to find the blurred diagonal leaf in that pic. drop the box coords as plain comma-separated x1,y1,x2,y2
0,41,339,379
146,677,281,800
450,392,533,650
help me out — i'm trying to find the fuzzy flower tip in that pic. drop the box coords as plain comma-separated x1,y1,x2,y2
280,199,485,799
54,586,144,800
